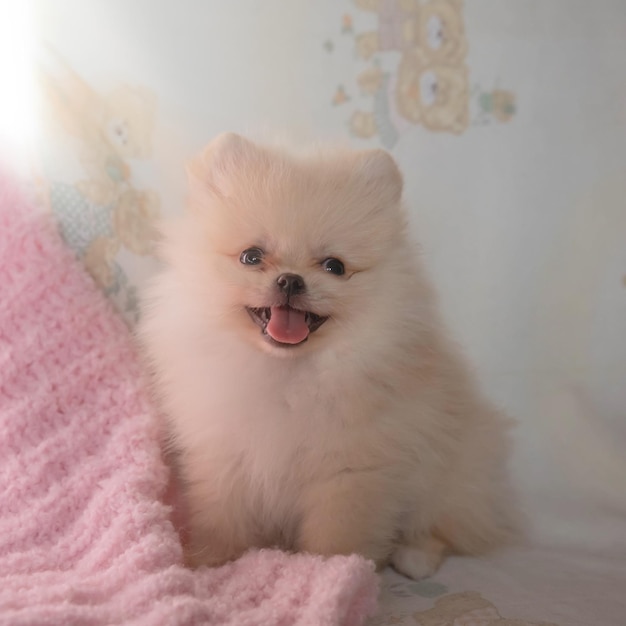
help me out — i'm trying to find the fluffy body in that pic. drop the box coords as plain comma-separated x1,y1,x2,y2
139,134,518,579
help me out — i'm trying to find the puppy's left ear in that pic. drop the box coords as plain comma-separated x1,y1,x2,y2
354,149,404,208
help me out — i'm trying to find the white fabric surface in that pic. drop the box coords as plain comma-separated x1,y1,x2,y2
375,547,626,625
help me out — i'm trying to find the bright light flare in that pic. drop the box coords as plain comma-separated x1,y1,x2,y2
0,1,37,167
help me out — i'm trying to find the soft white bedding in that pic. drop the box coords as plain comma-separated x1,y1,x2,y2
375,547,626,625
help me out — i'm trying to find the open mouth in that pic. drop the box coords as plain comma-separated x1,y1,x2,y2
246,305,328,346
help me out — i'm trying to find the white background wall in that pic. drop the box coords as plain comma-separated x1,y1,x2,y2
28,0,626,554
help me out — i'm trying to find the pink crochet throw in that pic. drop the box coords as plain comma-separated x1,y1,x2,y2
0,170,379,626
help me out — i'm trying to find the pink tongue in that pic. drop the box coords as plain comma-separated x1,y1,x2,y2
266,306,309,344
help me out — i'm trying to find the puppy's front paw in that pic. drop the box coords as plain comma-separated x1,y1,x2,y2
391,544,443,580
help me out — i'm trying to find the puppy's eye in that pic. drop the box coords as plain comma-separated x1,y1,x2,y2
322,258,345,276
240,247,264,266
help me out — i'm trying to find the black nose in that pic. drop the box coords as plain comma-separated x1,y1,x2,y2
276,273,306,297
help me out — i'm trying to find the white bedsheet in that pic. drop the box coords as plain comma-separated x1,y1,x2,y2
375,547,626,626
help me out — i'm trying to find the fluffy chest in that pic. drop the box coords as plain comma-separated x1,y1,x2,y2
174,345,381,485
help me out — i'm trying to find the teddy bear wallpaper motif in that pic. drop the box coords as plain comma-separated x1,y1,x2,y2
331,0,516,147
35,47,160,323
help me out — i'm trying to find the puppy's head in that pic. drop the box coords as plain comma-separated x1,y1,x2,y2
177,133,405,356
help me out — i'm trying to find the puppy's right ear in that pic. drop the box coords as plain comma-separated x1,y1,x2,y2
353,148,404,209
186,133,263,202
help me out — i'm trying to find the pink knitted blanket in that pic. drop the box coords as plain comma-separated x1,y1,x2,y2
0,171,379,626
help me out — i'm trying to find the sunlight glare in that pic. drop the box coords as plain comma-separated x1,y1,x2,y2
0,1,37,166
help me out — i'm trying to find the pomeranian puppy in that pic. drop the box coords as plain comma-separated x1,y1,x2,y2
139,133,518,579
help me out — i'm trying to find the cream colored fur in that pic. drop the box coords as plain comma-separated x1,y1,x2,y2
139,133,518,579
